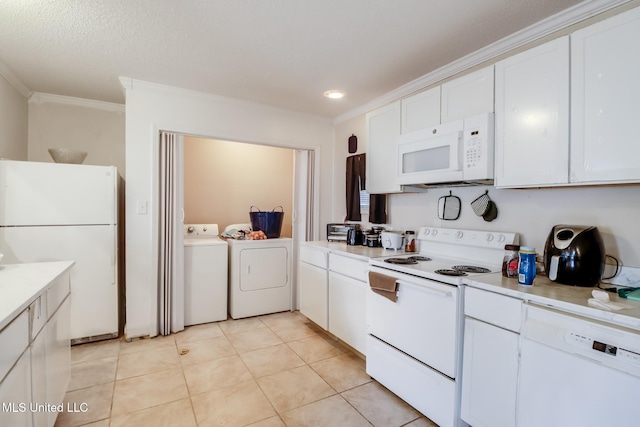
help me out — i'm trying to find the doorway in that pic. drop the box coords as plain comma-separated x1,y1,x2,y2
157,133,315,333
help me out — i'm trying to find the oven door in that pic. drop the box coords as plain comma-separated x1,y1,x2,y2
367,266,460,378
397,120,464,185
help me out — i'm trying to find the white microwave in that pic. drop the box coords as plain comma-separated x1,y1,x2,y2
396,112,494,186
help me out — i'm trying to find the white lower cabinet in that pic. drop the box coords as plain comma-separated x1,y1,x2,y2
45,297,71,427
0,348,33,427
0,267,71,427
328,271,367,354
461,318,518,427
298,246,369,355
461,287,521,427
299,261,329,330
328,253,369,355
31,329,47,427
299,245,329,329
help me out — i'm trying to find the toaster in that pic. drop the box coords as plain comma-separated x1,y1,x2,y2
327,223,357,242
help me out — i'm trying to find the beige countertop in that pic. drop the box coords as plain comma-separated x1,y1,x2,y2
0,261,75,331
301,240,640,330
464,273,640,331
301,240,410,261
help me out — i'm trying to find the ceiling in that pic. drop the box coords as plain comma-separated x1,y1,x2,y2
0,0,594,118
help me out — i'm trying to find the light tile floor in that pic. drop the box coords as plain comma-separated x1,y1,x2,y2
54,311,438,427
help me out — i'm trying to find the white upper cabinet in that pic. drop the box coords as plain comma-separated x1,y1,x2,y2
366,101,403,194
401,86,441,134
570,7,640,184
441,65,494,123
495,37,570,188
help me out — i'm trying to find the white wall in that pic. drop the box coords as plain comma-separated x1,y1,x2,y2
0,74,28,160
27,94,126,176
183,136,294,236
335,113,640,268
122,79,334,339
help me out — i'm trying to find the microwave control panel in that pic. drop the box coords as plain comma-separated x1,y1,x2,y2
464,130,483,168
462,113,494,180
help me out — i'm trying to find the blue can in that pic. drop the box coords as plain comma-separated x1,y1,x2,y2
518,247,536,286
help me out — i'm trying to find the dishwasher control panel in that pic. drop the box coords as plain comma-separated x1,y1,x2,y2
565,331,640,373
523,304,640,377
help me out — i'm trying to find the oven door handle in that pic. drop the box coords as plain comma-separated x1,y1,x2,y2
396,280,453,298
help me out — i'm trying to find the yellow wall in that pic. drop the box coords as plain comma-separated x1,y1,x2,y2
184,136,294,237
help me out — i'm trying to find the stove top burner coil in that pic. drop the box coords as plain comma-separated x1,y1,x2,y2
451,265,491,273
435,269,467,276
384,257,418,265
408,256,431,261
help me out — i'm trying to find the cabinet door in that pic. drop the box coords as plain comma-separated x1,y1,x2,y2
461,318,518,427
31,330,48,427
0,349,33,427
299,261,328,329
366,101,402,193
571,7,640,183
46,297,71,427
441,65,494,123
401,86,441,133
495,37,570,187
328,272,367,355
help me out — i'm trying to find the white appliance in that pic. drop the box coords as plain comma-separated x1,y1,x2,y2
367,226,518,427
227,237,292,319
516,303,640,427
380,231,403,249
397,113,494,186
184,224,228,326
0,160,121,343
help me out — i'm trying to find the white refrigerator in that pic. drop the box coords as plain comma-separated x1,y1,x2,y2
0,160,122,343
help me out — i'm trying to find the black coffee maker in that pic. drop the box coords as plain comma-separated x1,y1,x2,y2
543,225,605,287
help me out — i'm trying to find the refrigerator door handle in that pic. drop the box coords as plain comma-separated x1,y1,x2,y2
111,223,116,284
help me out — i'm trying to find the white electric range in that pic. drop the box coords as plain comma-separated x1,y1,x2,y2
366,226,518,427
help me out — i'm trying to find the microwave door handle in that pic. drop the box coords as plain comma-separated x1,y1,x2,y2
451,131,462,171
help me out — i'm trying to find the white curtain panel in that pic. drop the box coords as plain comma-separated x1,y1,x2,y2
158,132,185,335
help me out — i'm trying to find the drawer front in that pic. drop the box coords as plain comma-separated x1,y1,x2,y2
0,310,29,382
465,286,522,332
299,245,327,269
47,272,70,316
30,293,48,340
367,335,456,427
329,254,368,282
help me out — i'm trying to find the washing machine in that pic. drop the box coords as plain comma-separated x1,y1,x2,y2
227,236,293,319
184,224,228,325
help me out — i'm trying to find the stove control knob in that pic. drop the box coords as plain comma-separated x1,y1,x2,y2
431,229,438,237
456,231,464,239
496,234,506,243
423,228,431,236
486,233,494,242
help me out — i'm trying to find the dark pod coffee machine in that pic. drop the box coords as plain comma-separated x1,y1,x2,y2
543,225,605,287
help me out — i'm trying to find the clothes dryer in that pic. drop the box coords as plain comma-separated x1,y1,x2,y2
227,237,292,319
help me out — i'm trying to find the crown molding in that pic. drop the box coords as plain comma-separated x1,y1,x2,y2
333,0,631,124
28,92,125,113
119,76,332,123
0,57,31,98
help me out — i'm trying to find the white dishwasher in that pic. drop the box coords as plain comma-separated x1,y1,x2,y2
517,303,640,427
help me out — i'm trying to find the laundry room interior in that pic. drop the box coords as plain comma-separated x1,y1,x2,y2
183,136,294,236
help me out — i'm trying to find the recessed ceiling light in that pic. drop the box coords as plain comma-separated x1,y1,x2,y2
324,90,344,99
